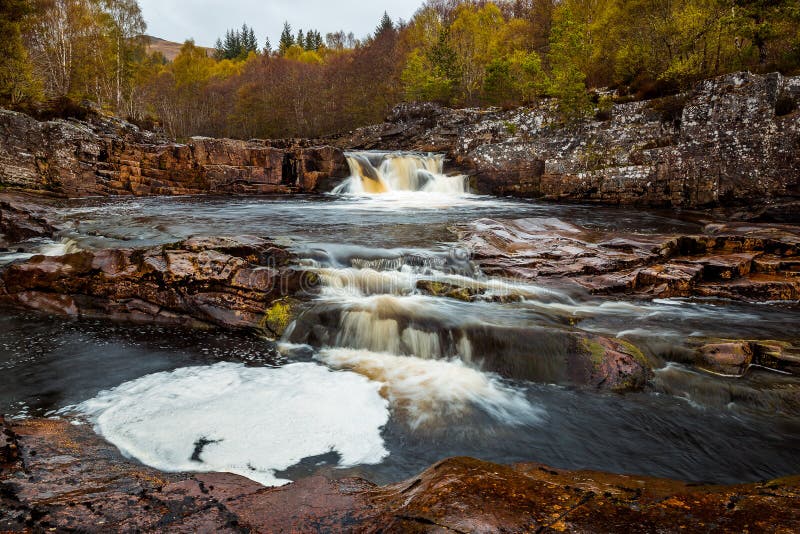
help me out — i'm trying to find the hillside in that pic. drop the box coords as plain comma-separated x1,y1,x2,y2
144,35,212,61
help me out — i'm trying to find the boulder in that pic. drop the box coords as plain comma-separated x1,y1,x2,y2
697,342,754,375
573,335,654,392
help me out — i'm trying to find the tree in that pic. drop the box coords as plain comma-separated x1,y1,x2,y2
448,3,505,103
0,0,41,106
548,3,592,119
375,11,395,38
278,21,295,55
732,0,800,66
102,0,147,111
215,24,259,61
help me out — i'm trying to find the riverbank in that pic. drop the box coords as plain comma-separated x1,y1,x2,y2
2,416,798,533
1,72,799,212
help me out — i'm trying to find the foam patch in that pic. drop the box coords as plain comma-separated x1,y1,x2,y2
65,362,390,486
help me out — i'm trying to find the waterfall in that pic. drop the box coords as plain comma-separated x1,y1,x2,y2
333,152,469,194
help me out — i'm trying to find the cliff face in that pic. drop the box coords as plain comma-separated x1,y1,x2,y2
343,72,800,211
0,110,349,196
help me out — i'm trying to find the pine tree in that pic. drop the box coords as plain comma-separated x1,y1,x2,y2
242,23,257,55
375,11,394,38
263,37,272,55
279,22,295,55
214,38,225,60
296,29,305,50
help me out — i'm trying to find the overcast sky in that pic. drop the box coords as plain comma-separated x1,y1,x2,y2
138,0,423,47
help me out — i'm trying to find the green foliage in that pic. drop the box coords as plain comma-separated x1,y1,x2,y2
0,0,41,106
12,0,800,142
548,5,592,120
278,22,295,55
215,24,258,61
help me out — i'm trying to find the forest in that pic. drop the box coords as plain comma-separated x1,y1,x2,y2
1,0,798,140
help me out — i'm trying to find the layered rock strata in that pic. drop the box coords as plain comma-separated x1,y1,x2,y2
0,110,349,196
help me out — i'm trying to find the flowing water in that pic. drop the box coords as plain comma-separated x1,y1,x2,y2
2,152,800,487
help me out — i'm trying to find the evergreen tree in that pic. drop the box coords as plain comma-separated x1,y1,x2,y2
263,37,272,55
375,11,395,38
279,22,295,55
296,29,305,50
242,23,258,55
214,38,225,60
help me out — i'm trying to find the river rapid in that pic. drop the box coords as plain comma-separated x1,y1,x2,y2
1,152,799,487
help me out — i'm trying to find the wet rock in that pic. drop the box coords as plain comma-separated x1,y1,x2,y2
0,193,58,244
2,418,799,533
0,110,348,197
574,335,654,392
416,279,479,302
697,342,754,376
0,237,314,336
339,72,800,210
457,216,800,303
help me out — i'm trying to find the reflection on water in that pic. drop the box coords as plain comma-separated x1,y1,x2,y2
2,182,799,487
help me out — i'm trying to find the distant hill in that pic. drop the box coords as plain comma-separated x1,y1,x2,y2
144,35,213,61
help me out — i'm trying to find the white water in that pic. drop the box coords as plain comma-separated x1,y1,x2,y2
64,362,390,487
317,348,544,429
333,152,469,195
0,238,81,266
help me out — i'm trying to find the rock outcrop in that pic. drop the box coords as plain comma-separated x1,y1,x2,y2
342,72,800,211
2,417,799,533
0,236,315,334
0,193,58,248
455,217,800,303
3,72,798,208
0,110,349,196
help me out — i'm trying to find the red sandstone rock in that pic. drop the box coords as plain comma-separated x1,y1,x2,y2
0,237,313,335
456,217,800,303
2,417,799,533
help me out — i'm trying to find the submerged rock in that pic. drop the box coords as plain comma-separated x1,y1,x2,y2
1,417,799,532
697,342,754,376
0,237,314,335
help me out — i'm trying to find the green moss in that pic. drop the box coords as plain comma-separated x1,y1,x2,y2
581,338,607,369
617,339,648,366
503,121,518,135
261,299,296,338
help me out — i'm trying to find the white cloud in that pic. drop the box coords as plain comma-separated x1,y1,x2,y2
138,0,422,47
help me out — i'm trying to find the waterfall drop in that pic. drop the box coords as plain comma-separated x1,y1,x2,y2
333,152,469,195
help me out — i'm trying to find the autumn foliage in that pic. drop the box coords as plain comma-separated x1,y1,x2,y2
1,0,799,139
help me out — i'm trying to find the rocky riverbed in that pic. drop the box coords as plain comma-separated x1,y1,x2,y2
2,72,800,533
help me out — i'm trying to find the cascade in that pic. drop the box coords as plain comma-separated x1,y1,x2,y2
333,152,469,194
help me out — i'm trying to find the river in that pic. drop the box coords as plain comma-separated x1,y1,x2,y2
1,152,799,487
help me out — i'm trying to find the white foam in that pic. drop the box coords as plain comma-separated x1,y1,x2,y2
317,348,544,429
63,362,389,487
